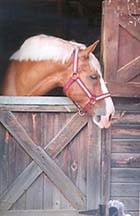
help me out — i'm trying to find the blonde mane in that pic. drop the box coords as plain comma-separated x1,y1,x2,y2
10,34,86,63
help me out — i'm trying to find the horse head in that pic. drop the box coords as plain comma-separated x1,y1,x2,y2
63,40,115,128
2,34,115,129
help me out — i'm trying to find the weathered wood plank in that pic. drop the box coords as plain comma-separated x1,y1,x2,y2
0,209,79,216
105,0,140,12
110,196,139,211
100,128,112,204
0,161,42,210
45,113,88,158
111,168,140,183
113,100,140,111
0,105,76,113
0,127,9,195
118,20,140,73
25,174,44,210
106,81,140,97
111,153,140,168
117,56,140,82
111,127,140,139
102,1,119,82
0,111,86,210
112,139,140,153
0,97,73,105
113,122,140,128
112,112,140,124
0,96,76,112
0,113,87,210
111,183,140,197
120,13,140,42
87,120,101,209
13,113,35,210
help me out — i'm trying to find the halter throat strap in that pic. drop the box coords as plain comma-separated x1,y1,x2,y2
63,48,111,113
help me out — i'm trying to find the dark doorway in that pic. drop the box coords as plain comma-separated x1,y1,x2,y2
0,0,103,95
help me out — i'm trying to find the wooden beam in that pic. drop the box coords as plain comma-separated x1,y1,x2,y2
0,113,87,210
102,1,119,82
0,111,86,210
112,139,140,153
111,153,140,168
0,96,73,105
0,96,76,112
0,105,76,112
111,183,140,197
0,209,79,216
101,128,112,204
45,113,88,158
111,168,140,183
117,56,140,82
87,121,101,210
0,162,42,210
120,13,140,42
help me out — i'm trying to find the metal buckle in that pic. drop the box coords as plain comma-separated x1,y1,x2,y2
72,72,78,80
78,109,85,116
90,97,96,105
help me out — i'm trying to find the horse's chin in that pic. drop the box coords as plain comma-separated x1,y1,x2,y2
93,115,111,129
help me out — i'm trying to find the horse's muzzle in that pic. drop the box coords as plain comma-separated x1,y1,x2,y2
93,112,114,128
93,97,115,129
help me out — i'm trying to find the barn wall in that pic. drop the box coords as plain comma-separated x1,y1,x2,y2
102,98,140,216
102,2,140,213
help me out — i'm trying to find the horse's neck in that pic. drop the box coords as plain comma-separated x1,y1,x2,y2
15,60,71,96
28,60,72,96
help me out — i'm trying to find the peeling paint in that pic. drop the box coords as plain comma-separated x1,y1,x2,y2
5,131,9,143
120,111,126,118
127,156,140,166
32,113,36,130
71,160,78,172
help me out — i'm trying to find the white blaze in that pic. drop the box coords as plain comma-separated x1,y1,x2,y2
89,53,115,128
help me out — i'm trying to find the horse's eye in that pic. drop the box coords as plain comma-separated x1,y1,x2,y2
90,75,98,80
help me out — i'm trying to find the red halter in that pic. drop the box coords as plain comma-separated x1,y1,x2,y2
63,48,111,114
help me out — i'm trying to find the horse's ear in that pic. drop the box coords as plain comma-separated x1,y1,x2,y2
80,40,100,58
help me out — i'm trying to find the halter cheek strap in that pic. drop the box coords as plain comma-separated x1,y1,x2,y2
63,48,111,114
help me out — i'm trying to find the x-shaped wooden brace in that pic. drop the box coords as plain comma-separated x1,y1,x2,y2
0,111,88,210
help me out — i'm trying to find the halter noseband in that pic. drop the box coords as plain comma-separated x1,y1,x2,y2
63,48,111,114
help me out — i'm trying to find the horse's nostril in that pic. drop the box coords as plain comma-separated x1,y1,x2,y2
109,114,113,121
96,115,101,122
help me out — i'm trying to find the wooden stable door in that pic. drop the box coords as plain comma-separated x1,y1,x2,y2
0,97,101,216
102,0,140,97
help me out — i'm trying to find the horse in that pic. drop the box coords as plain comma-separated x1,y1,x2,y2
2,34,115,128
